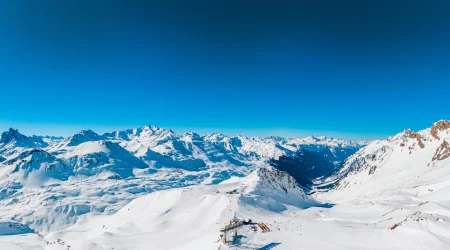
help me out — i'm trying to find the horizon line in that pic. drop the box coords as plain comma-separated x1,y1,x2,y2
0,121,394,141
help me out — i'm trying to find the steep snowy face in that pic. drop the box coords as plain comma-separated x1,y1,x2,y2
241,167,306,197
0,149,72,182
104,125,176,155
52,129,101,149
318,120,450,200
238,168,317,212
60,140,148,178
0,128,28,144
269,149,337,189
0,129,48,157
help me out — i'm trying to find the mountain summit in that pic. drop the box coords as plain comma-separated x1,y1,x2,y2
0,128,47,156
0,128,28,144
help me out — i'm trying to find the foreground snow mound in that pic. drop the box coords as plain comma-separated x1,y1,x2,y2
36,159,450,250
41,168,317,250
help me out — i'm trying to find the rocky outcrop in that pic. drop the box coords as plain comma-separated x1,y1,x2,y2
430,120,450,140
368,165,377,175
432,140,450,161
257,167,299,193
408,132,425,149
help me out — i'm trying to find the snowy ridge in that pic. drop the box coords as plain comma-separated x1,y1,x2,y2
0,125,364,235
317,120,450,198
52,129,101,149
1,149,72,182
58,140,148,178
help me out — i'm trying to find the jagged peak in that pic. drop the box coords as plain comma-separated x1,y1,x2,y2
305,135,319,141
432,119,450,127
0,128,28,144
60,129,101,147
142,125,174,134
76,129,99,137
183,131,201,138
204,133,228,141
430,120,450,140
0,128,47,148
389,129,414,140
104,125,175,139
390,120,450,142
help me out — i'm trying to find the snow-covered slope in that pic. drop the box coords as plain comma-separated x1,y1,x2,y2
3,121,450,249
317,120,450,200
0,128,48,157
19,161,450,250
59,140,148,178
0,149,72,182
40,168,319,250
51,129,101,150
31,120,450,250
0,126,365,235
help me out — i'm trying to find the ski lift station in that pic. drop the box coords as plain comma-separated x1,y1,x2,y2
220,220,244,244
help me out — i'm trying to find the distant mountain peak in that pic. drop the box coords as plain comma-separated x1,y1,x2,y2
77,129,98,136
142,125,174,133
0,128,28,144
62,129,101,147
0,128,47,149
183,131,201,139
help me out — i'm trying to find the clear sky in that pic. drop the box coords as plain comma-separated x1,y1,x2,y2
1,0,450,140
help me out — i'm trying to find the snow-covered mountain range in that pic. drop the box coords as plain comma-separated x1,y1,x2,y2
0,126,366,183
4,121,450,249
0,125,365,234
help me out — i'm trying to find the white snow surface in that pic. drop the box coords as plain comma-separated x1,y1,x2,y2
0,125,364,237
9,122,450,249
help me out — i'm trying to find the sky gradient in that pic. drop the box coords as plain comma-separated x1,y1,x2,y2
1,0,450,140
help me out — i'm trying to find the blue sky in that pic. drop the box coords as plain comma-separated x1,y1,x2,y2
1,0,450,140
